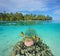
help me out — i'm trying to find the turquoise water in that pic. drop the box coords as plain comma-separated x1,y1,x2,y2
0,22,60,56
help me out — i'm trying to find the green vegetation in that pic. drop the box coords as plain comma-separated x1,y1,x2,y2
0,12,52,25
0,12,52,21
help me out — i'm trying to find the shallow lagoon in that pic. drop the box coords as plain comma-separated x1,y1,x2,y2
0,21,60,56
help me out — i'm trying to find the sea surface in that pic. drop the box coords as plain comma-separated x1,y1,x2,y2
0,21,60,56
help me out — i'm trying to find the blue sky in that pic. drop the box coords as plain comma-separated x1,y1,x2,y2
0,0,60,20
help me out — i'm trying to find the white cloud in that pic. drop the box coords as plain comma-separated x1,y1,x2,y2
0,0,60,13
16,0,46,11
0,0,51,12
54,9,60,15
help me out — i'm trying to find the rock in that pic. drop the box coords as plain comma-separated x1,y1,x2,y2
36,52,41,56
11,29,54,56
36,46,40,52
16,54,20,56
28,53,32,56
21,49,25,54
11,37,54,56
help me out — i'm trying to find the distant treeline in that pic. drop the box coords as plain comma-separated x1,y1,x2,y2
0,12,52,21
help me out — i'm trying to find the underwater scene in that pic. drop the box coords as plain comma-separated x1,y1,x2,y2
0,21,60,56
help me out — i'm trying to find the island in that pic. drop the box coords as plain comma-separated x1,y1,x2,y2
0,12,52,25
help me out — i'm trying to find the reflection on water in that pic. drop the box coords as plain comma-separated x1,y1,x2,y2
0,20,60,26
0,20,52,26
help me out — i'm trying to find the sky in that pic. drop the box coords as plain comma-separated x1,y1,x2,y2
0,0,60,20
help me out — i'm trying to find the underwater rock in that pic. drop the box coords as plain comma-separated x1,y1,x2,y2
16,54,20,56
25,28,37,37
11,29,54,56
11,37,54,56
